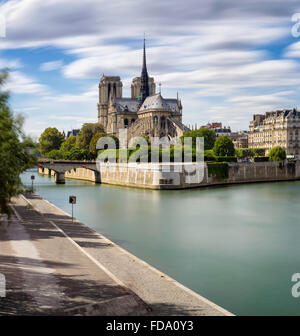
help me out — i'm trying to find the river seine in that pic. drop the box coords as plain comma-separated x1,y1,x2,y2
21,169,300,315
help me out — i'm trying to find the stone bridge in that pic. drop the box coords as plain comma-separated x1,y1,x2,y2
38,160,99,184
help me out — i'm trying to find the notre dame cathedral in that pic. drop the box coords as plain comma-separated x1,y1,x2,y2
97,40,189,140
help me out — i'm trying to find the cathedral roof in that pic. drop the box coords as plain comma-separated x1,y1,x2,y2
139,93,172,112
165,99,180,113
115,98,140,113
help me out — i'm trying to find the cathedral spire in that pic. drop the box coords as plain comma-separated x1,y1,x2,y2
140,37,149,103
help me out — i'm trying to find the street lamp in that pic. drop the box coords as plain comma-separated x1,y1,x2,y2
31,175,35,192
69,196,77,224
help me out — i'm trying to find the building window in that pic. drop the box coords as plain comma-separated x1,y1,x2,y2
131,118,135,125
154,116,158,126
161,116,166,129
124,119,128,127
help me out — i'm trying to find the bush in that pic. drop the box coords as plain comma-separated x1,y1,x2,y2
254,148,265,157
236,148,265,158
254,156,269,162
207,162,229,179
269,146,286,161
216,156,237,163
236,148,254,158
204,150,216,162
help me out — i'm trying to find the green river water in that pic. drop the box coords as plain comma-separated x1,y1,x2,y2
21,169,300,316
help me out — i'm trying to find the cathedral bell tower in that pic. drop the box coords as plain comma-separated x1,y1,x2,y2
98,75,123,131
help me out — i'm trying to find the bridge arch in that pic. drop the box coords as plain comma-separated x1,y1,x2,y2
38,161,101,184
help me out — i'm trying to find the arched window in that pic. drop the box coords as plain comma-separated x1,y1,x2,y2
124,118,128,127
153,116,158,126
108,83,111,99
131,119,135,125
161,116,166,129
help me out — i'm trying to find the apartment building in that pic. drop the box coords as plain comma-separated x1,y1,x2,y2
249,109,300,157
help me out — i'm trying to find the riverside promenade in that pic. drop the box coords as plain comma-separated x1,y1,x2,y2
0,193,232,316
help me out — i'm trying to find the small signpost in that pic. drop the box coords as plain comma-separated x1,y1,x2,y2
31,175,35,192
69,196,76,224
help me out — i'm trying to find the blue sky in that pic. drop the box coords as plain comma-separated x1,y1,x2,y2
1,0,300,138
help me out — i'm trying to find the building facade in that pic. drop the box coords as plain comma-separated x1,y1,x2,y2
202,122,232,138
97,40,189,140
249,109,300,157
230,131,248,148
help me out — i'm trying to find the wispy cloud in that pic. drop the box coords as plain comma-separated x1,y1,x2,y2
40,60,63,71
4,71,50,95
1,0,300,133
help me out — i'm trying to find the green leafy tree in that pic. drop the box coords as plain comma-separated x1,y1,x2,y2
269,146,286,161
0,72,37,216
76,123,104,150
89,133,120,158
236,148,254,158
89,132,108,156
181,128,216,150
61,136,77,152
65,148,91,160
45,149,63,159
213,136,235,157
39,127,64,156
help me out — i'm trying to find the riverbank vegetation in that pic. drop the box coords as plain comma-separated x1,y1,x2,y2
37,125,288,164
0,72,37,216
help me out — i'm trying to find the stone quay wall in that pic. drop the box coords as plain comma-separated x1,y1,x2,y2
39,161,300,190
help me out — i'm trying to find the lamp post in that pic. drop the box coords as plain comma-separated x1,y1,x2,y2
31,175,35,192
69,196,76,224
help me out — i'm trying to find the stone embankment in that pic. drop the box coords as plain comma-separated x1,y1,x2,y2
0,194,232,316
39,161,300,189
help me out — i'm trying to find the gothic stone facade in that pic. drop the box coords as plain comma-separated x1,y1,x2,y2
97,41,188,140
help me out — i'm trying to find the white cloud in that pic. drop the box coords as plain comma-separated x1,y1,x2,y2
284,41,300,58
48,115,95,122
40,60,63,71
1,0,300,132
4,71,50,95
0,58,23,69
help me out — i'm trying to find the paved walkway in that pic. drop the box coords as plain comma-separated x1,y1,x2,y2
0,193,232,316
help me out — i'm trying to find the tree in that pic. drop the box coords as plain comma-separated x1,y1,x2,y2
61,135,77,152
181,128,216,150
213,136,235,156
269,146,286,161
45,149,63,160
64,148,91,160
89,132,107,156
39,127,64,155
76,123,104,150
0,72,37,216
